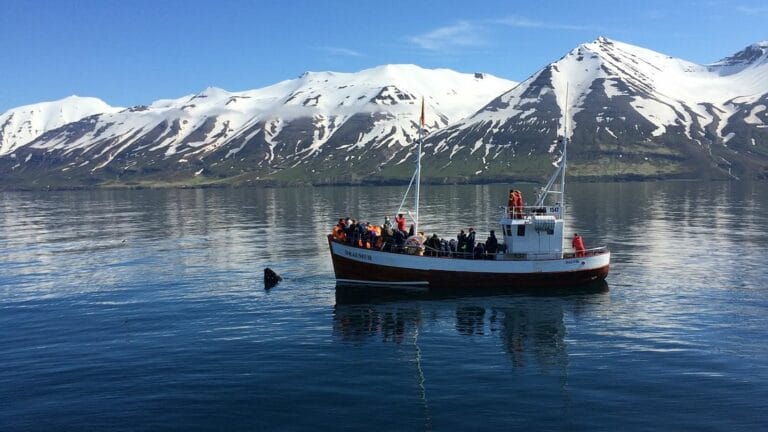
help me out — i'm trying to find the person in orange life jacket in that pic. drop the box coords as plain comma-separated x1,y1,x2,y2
332,219,346,242
512,190,524,219
367,223,379,249
332,218,345,241
395,213,406,233
572,233,586,257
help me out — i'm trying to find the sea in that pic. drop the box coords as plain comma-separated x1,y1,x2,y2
1,181,767,431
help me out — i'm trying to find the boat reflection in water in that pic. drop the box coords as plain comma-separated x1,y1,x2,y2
334,280,608,304
333,281,608,358
333,282,608,429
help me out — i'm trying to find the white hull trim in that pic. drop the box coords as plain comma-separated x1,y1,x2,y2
331,241,610,274
336,278,429,287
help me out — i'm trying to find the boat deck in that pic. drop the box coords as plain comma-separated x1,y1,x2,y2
329,237,608,262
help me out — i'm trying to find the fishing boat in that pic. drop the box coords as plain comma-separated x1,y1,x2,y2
327,100,610,290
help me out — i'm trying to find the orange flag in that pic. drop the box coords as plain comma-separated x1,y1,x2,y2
420,98,425,127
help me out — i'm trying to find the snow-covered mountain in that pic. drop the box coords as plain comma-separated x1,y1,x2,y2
0,64,515,185
0,96,120,155
1,38,767,188
423,37,768,180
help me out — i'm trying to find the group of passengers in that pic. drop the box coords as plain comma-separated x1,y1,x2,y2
331,214,417,252
444,228,501,259
331,218,382,250
331,214,503,259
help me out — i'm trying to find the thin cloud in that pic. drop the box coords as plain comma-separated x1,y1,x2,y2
409,16,593,53
317,46,363,57
737,5,768,15
494,15,592,31
409,21,486,52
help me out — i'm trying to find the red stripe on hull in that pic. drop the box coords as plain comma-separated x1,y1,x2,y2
329,241,609,290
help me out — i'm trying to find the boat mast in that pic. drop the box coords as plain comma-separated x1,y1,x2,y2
414,98,424,235
561,84,569,222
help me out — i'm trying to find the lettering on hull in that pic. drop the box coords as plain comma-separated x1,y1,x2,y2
344,249,373,261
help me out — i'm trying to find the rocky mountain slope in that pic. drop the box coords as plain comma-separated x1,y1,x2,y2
1,38,766,188
0,65,514,187
417,37,768,181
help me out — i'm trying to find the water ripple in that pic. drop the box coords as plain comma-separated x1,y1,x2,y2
1,183,767,430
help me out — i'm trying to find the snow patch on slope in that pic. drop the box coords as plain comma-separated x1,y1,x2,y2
9,65,515,168
744,105,766,124
0,96,120,155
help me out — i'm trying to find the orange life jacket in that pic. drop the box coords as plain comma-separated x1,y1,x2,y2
572,235,585,256
512,191,524,218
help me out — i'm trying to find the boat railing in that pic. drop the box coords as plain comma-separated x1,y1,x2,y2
333,235,609,261
502,205,562,219
562,246,609,259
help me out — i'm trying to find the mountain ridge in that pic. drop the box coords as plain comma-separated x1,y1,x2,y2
1,38,766,188
417,36,768,181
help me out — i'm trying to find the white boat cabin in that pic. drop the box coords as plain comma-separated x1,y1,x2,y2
499,204,564,260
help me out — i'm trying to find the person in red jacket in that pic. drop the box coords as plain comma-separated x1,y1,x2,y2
572,233,586,257
395,213,406,233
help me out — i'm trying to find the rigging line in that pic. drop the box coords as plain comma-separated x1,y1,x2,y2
395,169,418,218
561,83,569,224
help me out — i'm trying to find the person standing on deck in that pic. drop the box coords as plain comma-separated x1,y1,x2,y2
467,228,476,252
395,213,406,233
512,190,524,219
485,230,498,254
572,233,586,257
457,230,468,253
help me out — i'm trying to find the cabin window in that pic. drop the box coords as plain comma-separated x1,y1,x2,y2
505,225,512,236
517,225,525,236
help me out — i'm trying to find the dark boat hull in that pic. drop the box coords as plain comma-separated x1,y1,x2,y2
329,236,609,290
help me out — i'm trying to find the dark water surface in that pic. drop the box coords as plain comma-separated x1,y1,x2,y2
1,182,767,431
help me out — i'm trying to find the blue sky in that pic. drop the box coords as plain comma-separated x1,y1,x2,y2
1,0,766,112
